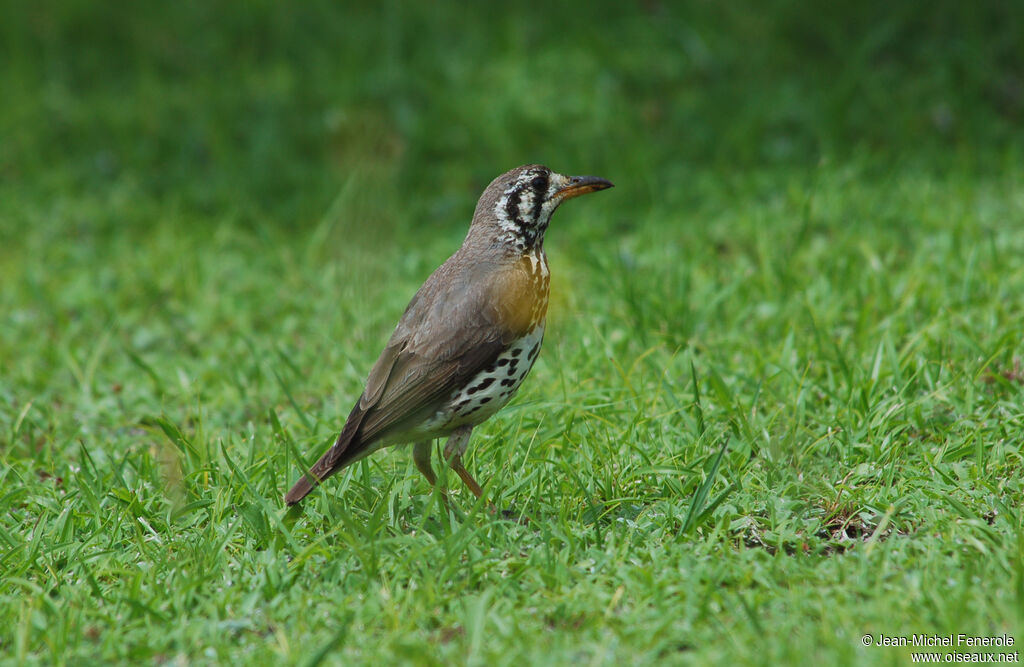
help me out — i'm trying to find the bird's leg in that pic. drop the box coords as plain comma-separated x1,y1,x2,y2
412,441,436,485
443,426,486,500
442,428,522,522
414,439,455,512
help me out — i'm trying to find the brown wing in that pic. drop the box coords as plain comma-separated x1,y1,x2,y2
285,255,533,505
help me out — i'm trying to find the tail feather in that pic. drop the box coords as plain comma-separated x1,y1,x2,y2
284,403,368,505
284,475,315,506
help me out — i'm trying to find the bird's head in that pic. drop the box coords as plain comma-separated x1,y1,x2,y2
471,164,613,253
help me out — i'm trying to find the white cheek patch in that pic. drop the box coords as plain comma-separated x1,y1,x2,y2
490,170,564,248
540,199,558,221
495,194,512,227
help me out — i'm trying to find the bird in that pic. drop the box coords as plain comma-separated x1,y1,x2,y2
284,164,613,507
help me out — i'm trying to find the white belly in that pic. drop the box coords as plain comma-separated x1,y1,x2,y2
417,323,545,435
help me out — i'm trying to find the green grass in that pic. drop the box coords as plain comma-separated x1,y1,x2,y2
2,1,1024,665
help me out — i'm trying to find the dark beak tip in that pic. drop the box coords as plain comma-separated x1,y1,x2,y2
570,175,614,191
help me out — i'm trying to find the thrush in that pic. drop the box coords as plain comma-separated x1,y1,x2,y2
284,164,613,507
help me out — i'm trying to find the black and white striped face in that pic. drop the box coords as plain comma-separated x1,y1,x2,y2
494,166,567,252
483,164,613,253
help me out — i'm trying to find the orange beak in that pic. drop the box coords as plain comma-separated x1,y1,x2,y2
556,175,614,200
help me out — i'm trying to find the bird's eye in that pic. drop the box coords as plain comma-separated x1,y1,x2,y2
530,176,547,191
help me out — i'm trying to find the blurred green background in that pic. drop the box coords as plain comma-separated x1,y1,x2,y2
2,1,1023,664
3,0,1021,231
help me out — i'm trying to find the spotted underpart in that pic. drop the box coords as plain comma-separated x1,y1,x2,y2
422,323,546,433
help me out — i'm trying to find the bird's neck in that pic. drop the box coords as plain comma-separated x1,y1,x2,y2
463,223,547,260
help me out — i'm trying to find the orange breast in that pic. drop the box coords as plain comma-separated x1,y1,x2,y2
490,250,550,336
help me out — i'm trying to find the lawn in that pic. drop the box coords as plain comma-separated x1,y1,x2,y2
2,2,1023,665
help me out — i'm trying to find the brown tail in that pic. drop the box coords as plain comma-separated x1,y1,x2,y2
284,476,317,506
284,403,368,505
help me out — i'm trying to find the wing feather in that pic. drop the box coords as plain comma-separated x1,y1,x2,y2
285,254,536,504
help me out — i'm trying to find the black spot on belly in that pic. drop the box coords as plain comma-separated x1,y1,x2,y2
496,358,510,367
467,377,495,394
510,348,523,357
528,342,540,360
500,378,516,387
479,397,492,404
507,361,519,375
